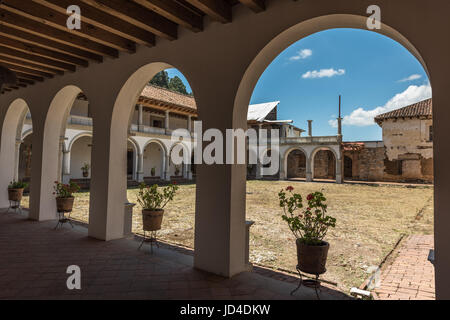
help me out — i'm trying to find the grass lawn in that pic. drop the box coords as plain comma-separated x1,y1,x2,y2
21,180,433,292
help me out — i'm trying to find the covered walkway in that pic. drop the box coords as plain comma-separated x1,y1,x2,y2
0,211,348,300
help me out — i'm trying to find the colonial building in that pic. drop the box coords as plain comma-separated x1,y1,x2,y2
343,98,433,183
18,85,339,188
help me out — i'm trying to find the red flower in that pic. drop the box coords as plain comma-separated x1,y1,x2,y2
172,181,178,185
307,194,314,201
286,186,294,192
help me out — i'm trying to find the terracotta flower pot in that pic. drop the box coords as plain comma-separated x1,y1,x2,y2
142,209,164,231
296,239,329,275
56,197,74,212
82,171,89,178
8,188,24,202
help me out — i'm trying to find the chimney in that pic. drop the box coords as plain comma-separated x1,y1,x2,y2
307,120,313,137
337,95,343,136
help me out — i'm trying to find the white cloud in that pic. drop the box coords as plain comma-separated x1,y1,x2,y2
398,74,422,82
329,84,432,127
289,49,312,61
302,68,346,79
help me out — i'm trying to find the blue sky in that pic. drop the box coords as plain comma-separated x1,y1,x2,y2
167,28,431,141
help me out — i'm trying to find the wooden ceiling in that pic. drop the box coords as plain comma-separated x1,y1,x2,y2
0,0,267,94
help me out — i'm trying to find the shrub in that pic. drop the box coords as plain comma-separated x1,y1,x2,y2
137,182,178,210
279,187,336,245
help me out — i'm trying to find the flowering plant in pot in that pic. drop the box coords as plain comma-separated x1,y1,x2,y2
81,162,90,178
150,167,156,177
279,186,336,275
53,181,80,212
137,182,178,231
8,180,29,202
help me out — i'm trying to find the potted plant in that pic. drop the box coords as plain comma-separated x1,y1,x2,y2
8,180,28,202
81,162,90,178
151,167,156,177
174,165,180,177
279,187,336,275
137,182,178,231
53,181,80,212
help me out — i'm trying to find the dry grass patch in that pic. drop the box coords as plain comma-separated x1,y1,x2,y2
21,180,433,292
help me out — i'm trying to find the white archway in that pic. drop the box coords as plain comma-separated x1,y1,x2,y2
29,85,83,221
0,98,29,207
142,139,167,180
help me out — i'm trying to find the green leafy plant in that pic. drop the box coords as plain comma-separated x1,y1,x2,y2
279,187,336,245
137,182,178,210
81,162,90,172
151,167,156,176
53,181,80,198
8,180,28,189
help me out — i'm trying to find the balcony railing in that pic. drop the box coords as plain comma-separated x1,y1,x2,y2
68,115,93,126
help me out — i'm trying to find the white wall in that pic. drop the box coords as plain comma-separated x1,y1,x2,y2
70,136,92,179
143,142,164,177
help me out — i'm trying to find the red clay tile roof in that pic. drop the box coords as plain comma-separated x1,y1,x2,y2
375,98,432,125
139,85,196,111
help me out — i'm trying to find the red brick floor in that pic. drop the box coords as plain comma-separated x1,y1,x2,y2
0,210,350,300
374,235,435,300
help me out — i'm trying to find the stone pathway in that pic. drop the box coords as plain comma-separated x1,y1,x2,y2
0,211,350,300
374,235,435,300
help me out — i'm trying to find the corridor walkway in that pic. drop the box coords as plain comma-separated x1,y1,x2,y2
0,210,349,300
374,235,435,300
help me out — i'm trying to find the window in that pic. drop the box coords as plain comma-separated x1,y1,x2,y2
153,120,163,128
429,125,433,142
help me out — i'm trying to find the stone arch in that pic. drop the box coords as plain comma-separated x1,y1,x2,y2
29,85,83,221
284,147,309,179
169,141,190,177
89,62,195,240
67,132,93,153
233,14,428,130
142,139,167,179
22,128,33,140
0,98,30,207
311,147,338,181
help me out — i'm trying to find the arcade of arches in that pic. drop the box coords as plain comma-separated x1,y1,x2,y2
0,0,449,299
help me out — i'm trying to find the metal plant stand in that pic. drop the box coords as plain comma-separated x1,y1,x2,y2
291,266,322,300
6,200,22,214
138,230,159,254
54,210,74,230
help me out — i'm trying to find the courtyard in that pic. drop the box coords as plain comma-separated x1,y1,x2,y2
22,180,434,292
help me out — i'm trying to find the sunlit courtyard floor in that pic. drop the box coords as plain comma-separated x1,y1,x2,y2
22,180,434,292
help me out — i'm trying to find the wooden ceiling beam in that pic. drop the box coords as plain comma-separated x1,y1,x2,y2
0,35,89,67
0,46,76,72
13,71,45,82
33,0,155,47
0,59,58,78
238,0,265,13
185,0,231,23
17,78,35,85
81,0,178,40
0,9,119,58
132,0,203,32
0,58,58,77
1,0,135,53
0,25,103,63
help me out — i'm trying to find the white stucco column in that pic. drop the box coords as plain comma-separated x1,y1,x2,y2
306,156,313,182
165,110,170,131
335,157,343,184
138,104,143,131
137,152,144,182
163,154,170,181
187,115,192,133
62,150,71,184
14,139,21,181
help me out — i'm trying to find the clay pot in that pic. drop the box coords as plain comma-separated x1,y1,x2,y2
82,171,89,178
142,209,164,231
56,197,74,212
296,239,329,275
8,188,24,202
